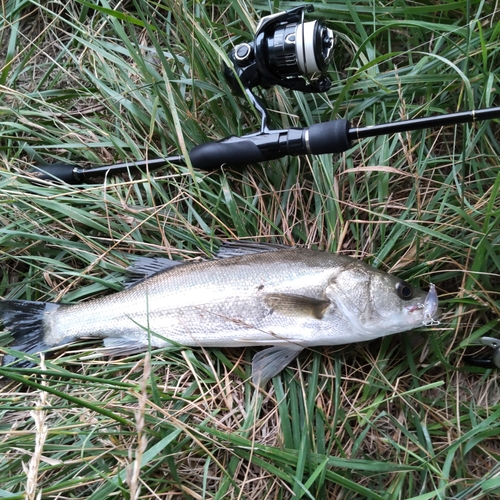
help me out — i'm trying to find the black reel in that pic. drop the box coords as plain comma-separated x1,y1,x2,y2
224,5,335,94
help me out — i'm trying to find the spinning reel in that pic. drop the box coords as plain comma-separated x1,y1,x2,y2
224,5,335,132
31,5,500,184
225,5,334,94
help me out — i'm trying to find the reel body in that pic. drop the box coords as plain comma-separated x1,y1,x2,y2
224,5,335,94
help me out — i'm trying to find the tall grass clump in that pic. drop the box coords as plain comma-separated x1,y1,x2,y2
0,1,499,498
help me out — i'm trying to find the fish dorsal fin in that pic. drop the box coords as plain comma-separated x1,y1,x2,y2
252,345,304,386
264,293,330,319
124,242,292,287
124,242,293,287
215,241,293,259
124,257,184,288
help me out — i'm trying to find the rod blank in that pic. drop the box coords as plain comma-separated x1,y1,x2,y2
349,106,500,141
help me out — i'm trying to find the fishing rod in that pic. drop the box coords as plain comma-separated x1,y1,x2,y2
33,107,500,183
30,5,500,184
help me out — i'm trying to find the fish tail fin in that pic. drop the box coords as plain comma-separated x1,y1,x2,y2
0,300,58,365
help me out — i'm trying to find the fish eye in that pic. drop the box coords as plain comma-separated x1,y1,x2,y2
396,281,414,300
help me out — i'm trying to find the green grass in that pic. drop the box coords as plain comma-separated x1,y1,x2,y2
1,0,499,498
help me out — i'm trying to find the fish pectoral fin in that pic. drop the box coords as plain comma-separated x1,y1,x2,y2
264,294,330,319
252,344,304,386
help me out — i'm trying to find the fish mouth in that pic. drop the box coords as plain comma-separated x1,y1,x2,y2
406,284,441,326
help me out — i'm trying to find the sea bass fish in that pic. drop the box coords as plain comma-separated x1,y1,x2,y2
0,243,440,384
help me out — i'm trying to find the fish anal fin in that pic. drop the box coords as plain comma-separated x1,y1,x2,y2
264,293,330,319
252,345,304,386
101,338,150,356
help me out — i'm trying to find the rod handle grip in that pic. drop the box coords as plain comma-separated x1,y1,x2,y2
30,164,79,184
189,138,268,171
307,120,352,154
189,119,352,171
29,119,354,179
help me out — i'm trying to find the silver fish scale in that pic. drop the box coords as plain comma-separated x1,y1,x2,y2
43,249,357,349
